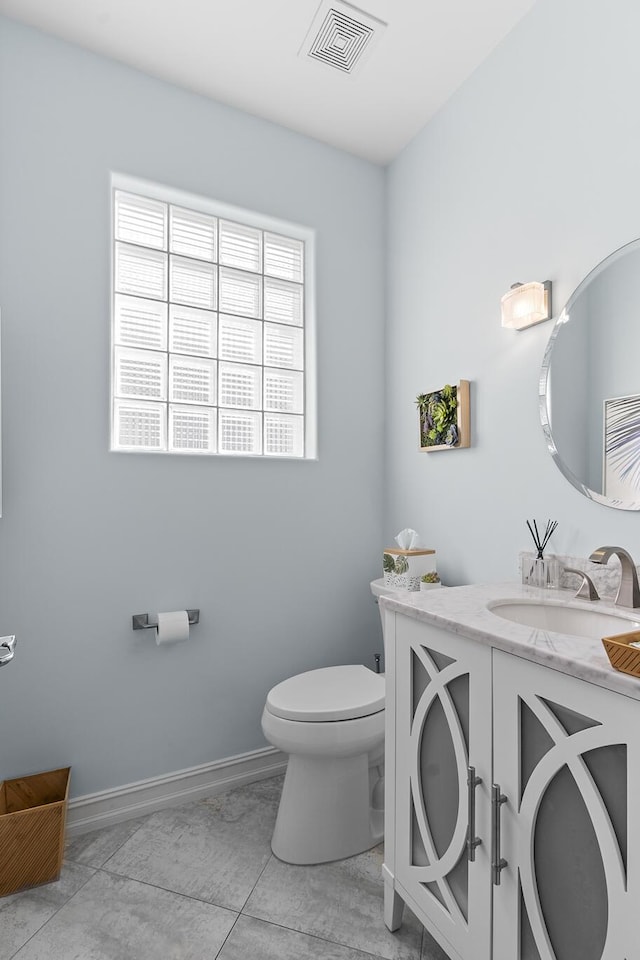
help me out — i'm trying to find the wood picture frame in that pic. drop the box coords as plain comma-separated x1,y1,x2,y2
417,380,470,452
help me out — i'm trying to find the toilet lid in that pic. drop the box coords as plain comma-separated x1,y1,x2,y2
266,665,385,722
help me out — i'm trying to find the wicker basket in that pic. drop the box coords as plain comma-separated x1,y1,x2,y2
0,767,71,897
602,630,640,679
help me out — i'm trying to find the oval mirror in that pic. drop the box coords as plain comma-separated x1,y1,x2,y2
540,238,640,510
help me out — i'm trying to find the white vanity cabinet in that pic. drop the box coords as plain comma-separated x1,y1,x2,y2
383,609,640,960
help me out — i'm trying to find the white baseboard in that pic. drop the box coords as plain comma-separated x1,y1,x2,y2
66,746,287,838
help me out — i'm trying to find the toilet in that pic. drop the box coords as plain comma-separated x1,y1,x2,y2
261,664,385,865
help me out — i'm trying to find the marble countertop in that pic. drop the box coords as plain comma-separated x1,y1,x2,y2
372,578,640,701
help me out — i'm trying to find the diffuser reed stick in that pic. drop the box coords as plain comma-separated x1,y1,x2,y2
526,519,558,559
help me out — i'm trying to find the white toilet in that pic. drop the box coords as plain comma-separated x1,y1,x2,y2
261,663,385,865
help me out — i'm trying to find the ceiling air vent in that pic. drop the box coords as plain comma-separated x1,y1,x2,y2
299,0,387,76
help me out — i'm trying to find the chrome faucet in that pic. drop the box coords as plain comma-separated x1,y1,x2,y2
589,546,640,608
563,567,600,601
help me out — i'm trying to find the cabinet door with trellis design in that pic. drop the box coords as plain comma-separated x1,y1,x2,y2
394,616,492,960
492,649,640,960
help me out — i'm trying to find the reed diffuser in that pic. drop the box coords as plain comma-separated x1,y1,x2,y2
523,519,559,588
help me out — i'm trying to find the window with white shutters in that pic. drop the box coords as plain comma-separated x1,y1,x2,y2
111,176,315,458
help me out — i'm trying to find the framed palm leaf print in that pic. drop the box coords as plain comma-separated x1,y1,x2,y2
603,392,640,498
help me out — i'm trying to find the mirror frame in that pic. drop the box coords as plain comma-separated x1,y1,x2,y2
539,238,640,511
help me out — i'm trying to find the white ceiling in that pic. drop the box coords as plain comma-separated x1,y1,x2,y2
0,0,539,164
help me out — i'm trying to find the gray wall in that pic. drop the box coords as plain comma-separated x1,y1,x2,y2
0,19,386,796
385,0,640,582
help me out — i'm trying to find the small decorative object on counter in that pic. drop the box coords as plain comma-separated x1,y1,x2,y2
602,629,640,678
420,572,442,591
416,381,470,451
522,518,559,588
383,528,436,591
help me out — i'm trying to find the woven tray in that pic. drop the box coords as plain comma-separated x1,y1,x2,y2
602,630,640,678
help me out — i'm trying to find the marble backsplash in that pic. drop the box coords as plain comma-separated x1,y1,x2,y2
518,551,640,601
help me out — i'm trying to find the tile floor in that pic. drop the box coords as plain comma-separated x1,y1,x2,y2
0,776,449,960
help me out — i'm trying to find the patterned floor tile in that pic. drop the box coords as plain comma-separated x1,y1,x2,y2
11,869,237,960
243,844,423,960
102,779,279,910
65,817,147,868
218,914,399,960
421,928,451,960
0,861,95,960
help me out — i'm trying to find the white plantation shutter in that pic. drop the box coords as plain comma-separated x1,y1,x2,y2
111,178,313,457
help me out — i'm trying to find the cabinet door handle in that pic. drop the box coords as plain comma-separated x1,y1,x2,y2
466,765,482,861
491,783,508,885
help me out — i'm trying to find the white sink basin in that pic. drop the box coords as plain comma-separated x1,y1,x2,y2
487,599,640,639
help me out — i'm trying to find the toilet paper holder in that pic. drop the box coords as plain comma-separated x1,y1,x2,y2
132,609,200,631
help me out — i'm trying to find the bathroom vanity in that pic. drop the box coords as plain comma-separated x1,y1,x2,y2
378,582,640,960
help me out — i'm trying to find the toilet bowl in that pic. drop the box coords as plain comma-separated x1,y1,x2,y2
261,664,385,865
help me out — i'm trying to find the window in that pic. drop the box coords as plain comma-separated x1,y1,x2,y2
111,175,316,458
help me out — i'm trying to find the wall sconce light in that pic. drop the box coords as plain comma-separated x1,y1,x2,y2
501,281,552,331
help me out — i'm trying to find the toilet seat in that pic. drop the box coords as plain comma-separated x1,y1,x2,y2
266,665,384,722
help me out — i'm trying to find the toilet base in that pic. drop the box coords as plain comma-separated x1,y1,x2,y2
272,751,384,865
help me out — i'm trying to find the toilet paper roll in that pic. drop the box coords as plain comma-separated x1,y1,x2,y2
156,610,190,646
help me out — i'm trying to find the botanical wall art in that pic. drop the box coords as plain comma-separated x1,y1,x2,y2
416,380,470,451
603,392,640,498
